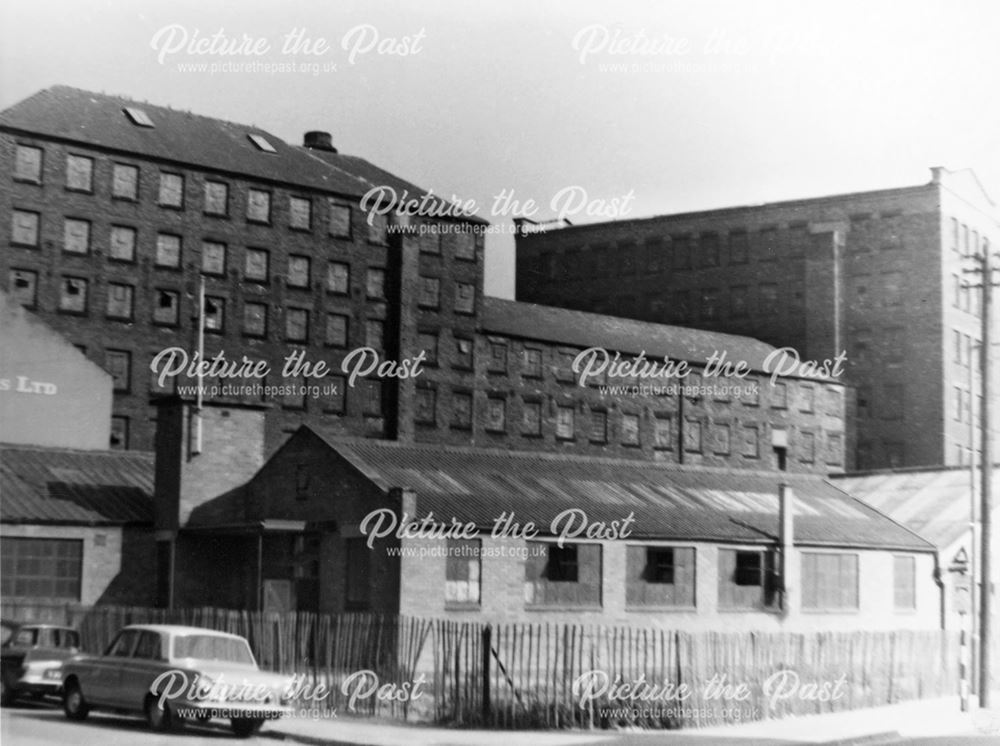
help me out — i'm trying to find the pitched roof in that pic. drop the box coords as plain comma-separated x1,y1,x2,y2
832,466,976,548
0,86,386,198
312,434,930,551
0,445,153,525
483,297,821,379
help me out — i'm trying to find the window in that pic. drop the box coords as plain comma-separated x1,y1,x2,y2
158,172,184,207
286,308,309,342
14,144,42,182
324,374,346,413
486,396,506,432
328,200,352,238
109,226,137,262
454,231,476,260
325,313,349,347
451,391,473,429
525,543,601,607
247,133,276,153
203,180,228,215
418,276,440,308
771,382,788,409
203,296,225,332
420,227,441,255
11,210,40,246
201,241,226,275
367,213,388,244
626,546,695,607
826,432,843,465
9,269,38,307
363,379,383,416
327,261,350,294
106,283,134,320
133,631,163,661
287,255,311,288
730,285,749,317
799,385,815,412
155,234,181,268
63,218,91,254
621,413,640,446
153,290,179,325
110,415,129,449
759,283,779,315
454,337,473,369
672,235,691,269
105,349,131,391
683,418,702,452
718,549,778,610
59,277,88,314
799,431,816,463
883,271,903,306
365,319,384,350
415,387,436,425
344,538,370,610
522,348,542,378
556,405,575,440
653,416,672,449
522,400,542,435
111,163,139,200
246,189,271,223
712,423,731,455
488,341,507,373
729,231,748,264
445,539,481,606
65,154,93,191
123,106,155,127
741,379,760,407
417,331,438,365
243,302,267,337
454,282,475,314
1,538,83,600
700,232,720,267
289,196,312,230
741,425,760,459
893,555,916,610
700,288,719,320
366,268,386,299
801,553,859,610
590,410,607,443
244,248,269,281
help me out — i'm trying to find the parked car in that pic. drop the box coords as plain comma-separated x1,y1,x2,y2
1,620,80,705
61,624,294,737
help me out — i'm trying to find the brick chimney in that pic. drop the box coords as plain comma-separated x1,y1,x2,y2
153,398,268,531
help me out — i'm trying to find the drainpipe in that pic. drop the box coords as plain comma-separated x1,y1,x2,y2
779,484,794,614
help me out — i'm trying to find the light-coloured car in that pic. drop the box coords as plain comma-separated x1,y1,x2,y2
61,624,293,738
1,621,80,704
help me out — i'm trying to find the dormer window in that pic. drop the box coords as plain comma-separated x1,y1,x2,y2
123,107,154,128
248,134,277,153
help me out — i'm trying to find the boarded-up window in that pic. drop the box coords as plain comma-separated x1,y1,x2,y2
158,172,184,207
247,189,271,223
729,231,748,263
203,180,228,215
420,227,441,254
367,212,388,244
654,416,672,449
65,154,93,191
325,313,348,347
445,539,481,605
289,196,312,229
772,382,788,409
364,380,383,416
106,349,131,391
203,296,224,332
367,268,386,299
486,396,506,432
285,308,309,342
110,416,129,450
327,261,350,294
523,348,542,378
741,425,760,459
454,231,476,260
418,276,440,307
344,538,370,610
801,552,859,610
112,163,138,199
626,546,695,607
488,341,507,372
454,338,473,369
622,413,640,445
15,145,42,182
153,290,179,325
556,405,574,439
718,549,778,610
760,283,779,315
365,319,384,350
418,331,438,365
799,431,816,463
590,410,607,443
109,226,137,261
243,302,267,337
451,392,472,429
800,385,815,412
893,555,916,610
683,418,702,452
63,218,90,254
288,255,311,288
11,210,40,246
245,248,269,281
156,234,181,267
454,282,475,314
525,543,601,607
59,276,88,313
826,433,843,465
106,283,133,320
324,375,346,413
522,400,542,435
202,241,226,274
712,423,731,455
415,387,436,424
328,201,352,238
9,269,38,307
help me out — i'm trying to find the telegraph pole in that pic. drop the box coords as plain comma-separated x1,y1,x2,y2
967,241,997,707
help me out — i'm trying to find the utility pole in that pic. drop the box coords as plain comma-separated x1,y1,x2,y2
966,241,997,707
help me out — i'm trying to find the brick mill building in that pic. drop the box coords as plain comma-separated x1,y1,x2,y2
514,169,1000,471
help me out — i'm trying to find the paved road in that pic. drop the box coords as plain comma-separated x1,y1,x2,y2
0,699,279,745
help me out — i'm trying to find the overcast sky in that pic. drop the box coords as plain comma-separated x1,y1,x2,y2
2,0,998,298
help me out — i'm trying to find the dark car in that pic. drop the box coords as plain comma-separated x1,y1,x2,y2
1,620,80,704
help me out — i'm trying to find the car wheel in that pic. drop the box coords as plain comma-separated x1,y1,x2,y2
145,694,183,732
62,681,89,720
230,717,264,738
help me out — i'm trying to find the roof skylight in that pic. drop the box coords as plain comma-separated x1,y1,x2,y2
248,134,277,153
123,107,155,128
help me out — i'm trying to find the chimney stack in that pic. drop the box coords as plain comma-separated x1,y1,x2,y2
303,130,337,153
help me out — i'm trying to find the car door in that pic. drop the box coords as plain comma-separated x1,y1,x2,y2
118,630,167,712
85,629,139,706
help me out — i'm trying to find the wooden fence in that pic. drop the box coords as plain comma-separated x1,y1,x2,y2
2,601,972,729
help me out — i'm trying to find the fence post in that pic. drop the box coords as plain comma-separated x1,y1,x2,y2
481,624,492,722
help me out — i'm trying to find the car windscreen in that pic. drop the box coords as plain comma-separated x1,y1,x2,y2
171,635,255,665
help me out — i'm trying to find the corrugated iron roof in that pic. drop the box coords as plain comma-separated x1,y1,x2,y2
316,435,930,551
483,298,825,379
833,467,975,548
0,445,153,525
